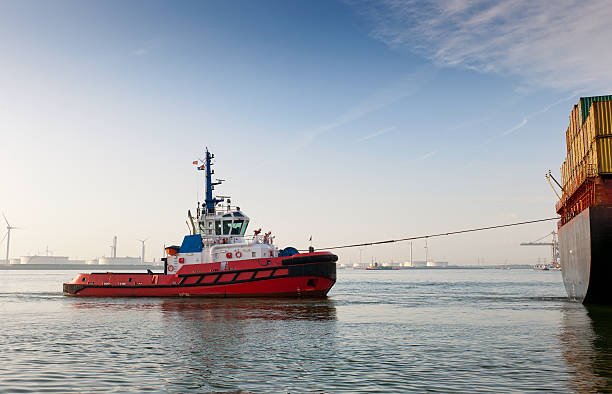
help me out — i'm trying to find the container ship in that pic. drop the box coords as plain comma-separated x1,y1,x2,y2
556,95,612,304
63,149,337,297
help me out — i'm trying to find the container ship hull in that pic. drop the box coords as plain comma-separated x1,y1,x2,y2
559,204,612,303
63,255,337,297
556,96,612,304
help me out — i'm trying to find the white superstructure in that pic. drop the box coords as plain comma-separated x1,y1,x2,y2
164,149,278,273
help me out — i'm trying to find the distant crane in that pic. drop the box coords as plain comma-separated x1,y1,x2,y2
521,231,559,267
2,213,21,262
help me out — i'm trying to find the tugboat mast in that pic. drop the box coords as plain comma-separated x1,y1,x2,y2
200,148,224,215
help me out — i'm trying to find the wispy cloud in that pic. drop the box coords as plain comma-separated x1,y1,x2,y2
250,68,434,172
350,0,612,91
481,92,576,145
501,118,527,137
414,148,439,162
296,66,436,149
132,48,148,56
356,126,396,142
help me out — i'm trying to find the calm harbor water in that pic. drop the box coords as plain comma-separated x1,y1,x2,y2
1,269,611,392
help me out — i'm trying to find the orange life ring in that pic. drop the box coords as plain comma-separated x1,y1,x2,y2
235,251,242,258
168,265,175,272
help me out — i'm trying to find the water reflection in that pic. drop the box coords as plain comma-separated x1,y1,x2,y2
560,304,612,392
68,297,338,391
158,298,338,391
69,297,337,321
159,298,337,321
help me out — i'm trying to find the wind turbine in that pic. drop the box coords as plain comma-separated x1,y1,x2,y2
0,231,7,261
138,238,148,264
3,213,21,262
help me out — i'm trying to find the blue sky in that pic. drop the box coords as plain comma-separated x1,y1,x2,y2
1,0,611,264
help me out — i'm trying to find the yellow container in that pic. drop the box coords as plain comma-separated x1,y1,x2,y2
584,115,594,143
562,160,568,190
591,101,612,137
572,139,578,172
581,127,587,161
570,105,580,139
580,134,584,159
589,144,598,175
596,136,612,173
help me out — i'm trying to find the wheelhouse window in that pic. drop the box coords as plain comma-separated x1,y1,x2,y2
215,220,221,235
231,220,244,235
222,220,232,235
241,220,249,235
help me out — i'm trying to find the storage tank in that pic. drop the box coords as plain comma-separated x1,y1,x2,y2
427,261,449,268
20,256,69,265
86,259,99,265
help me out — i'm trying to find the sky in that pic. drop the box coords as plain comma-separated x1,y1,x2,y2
1,0,611,265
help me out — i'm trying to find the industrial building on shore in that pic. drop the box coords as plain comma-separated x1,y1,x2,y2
401,260,449,268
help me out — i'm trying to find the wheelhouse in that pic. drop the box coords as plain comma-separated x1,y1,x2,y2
198,211,250,238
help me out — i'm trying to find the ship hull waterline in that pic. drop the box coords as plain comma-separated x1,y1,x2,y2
63,256,337,298
559,204,612,304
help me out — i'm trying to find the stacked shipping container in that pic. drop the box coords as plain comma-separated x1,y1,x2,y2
559,99,612,207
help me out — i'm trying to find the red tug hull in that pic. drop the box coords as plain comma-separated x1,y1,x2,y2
63,252,337,297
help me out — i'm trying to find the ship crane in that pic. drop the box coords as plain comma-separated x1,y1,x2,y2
520,231,559,267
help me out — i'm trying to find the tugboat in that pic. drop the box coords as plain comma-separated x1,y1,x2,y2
63,149,337,297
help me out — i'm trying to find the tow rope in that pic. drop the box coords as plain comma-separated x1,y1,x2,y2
305,217,560,251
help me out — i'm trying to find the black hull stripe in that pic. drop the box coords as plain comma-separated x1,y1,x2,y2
281,254,338,266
